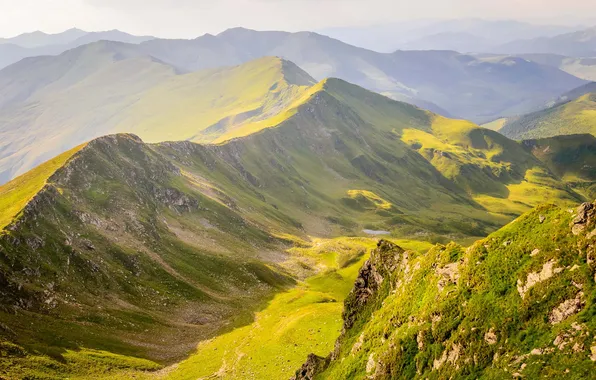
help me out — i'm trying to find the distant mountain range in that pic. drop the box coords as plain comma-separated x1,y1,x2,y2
0,29,155,69
477,53,596,82
319,19,580,53
495,27,596,57
0,29,586,182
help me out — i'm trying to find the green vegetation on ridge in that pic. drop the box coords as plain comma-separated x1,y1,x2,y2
299,200,596,379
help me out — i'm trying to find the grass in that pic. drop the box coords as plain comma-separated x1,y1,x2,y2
165,237,431,380
0,143,85,229
501,92,596,140
318,201,596,379
113,57,316,144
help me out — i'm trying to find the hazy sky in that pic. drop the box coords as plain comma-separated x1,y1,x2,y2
0,0,595,38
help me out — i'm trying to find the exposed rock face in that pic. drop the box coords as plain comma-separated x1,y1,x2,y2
290,354,330,380
549,292,585,324
517,260,563,298
342,240,404,331
572,202,595,235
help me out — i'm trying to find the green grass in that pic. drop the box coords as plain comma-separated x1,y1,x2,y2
0,143,85,229
165,237,376,380
317,201,596,379
501,92,596,140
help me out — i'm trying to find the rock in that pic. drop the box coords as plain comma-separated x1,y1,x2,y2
517,260,562,299
539,215,546,224
549,292,585,324
571,202,595,236
436,262,459,292
366,353,376,374
591,346,596,361
342,240,404,330
290,354,330,380
485,328,498,345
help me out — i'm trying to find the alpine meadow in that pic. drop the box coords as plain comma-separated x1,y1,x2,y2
0,2,596,380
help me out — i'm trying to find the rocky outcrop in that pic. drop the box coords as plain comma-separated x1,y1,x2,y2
290,354,330,380
342,240,404,331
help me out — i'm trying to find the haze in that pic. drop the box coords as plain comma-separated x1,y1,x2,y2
1,0,595,39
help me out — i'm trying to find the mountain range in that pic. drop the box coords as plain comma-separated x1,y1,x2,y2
496,27,596,57
1,53,594,377
319,19,580,53
0,28,154,70
1,19,596,380
0,29,588,185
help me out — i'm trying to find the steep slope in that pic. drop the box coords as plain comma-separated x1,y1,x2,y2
523,134,596,199
295,200,596,379
114,56,316,143
497,27,596,57
0,41,179,183
0,134,296,374
0,56,314,183
500,84,596,140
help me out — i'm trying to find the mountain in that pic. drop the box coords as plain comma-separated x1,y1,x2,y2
0,40,178,183
0,34,585,181
0,29,155,70
497,27,596,57
396,32,493,53
0,28,87,48
0,63,589,377
294,200,596,379
319,19,578,53
523,134,596,199
135,28,586,123
499,82,596,140
516,54,596,82
0,53,585,217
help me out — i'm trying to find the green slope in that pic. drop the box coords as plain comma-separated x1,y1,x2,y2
500,84,596,140
0,143,85,230
0,54,315,184
115,56,316,143
0,72,589,379
523,134,596,199
297,200,596,379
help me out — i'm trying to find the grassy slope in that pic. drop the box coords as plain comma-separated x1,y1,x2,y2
166,238,433,380
0,143,85,229
0,135,297,379
0,72,588,379
501,93,596,140
524,134,596,199
316,200,596,379
0,55,314,184
115,57,316,143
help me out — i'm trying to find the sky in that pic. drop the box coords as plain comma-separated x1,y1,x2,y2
0,0,595,38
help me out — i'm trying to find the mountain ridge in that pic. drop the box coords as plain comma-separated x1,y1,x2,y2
294,199,596,379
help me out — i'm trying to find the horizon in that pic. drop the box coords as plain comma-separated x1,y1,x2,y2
1,0,596,40
1,18,595,41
